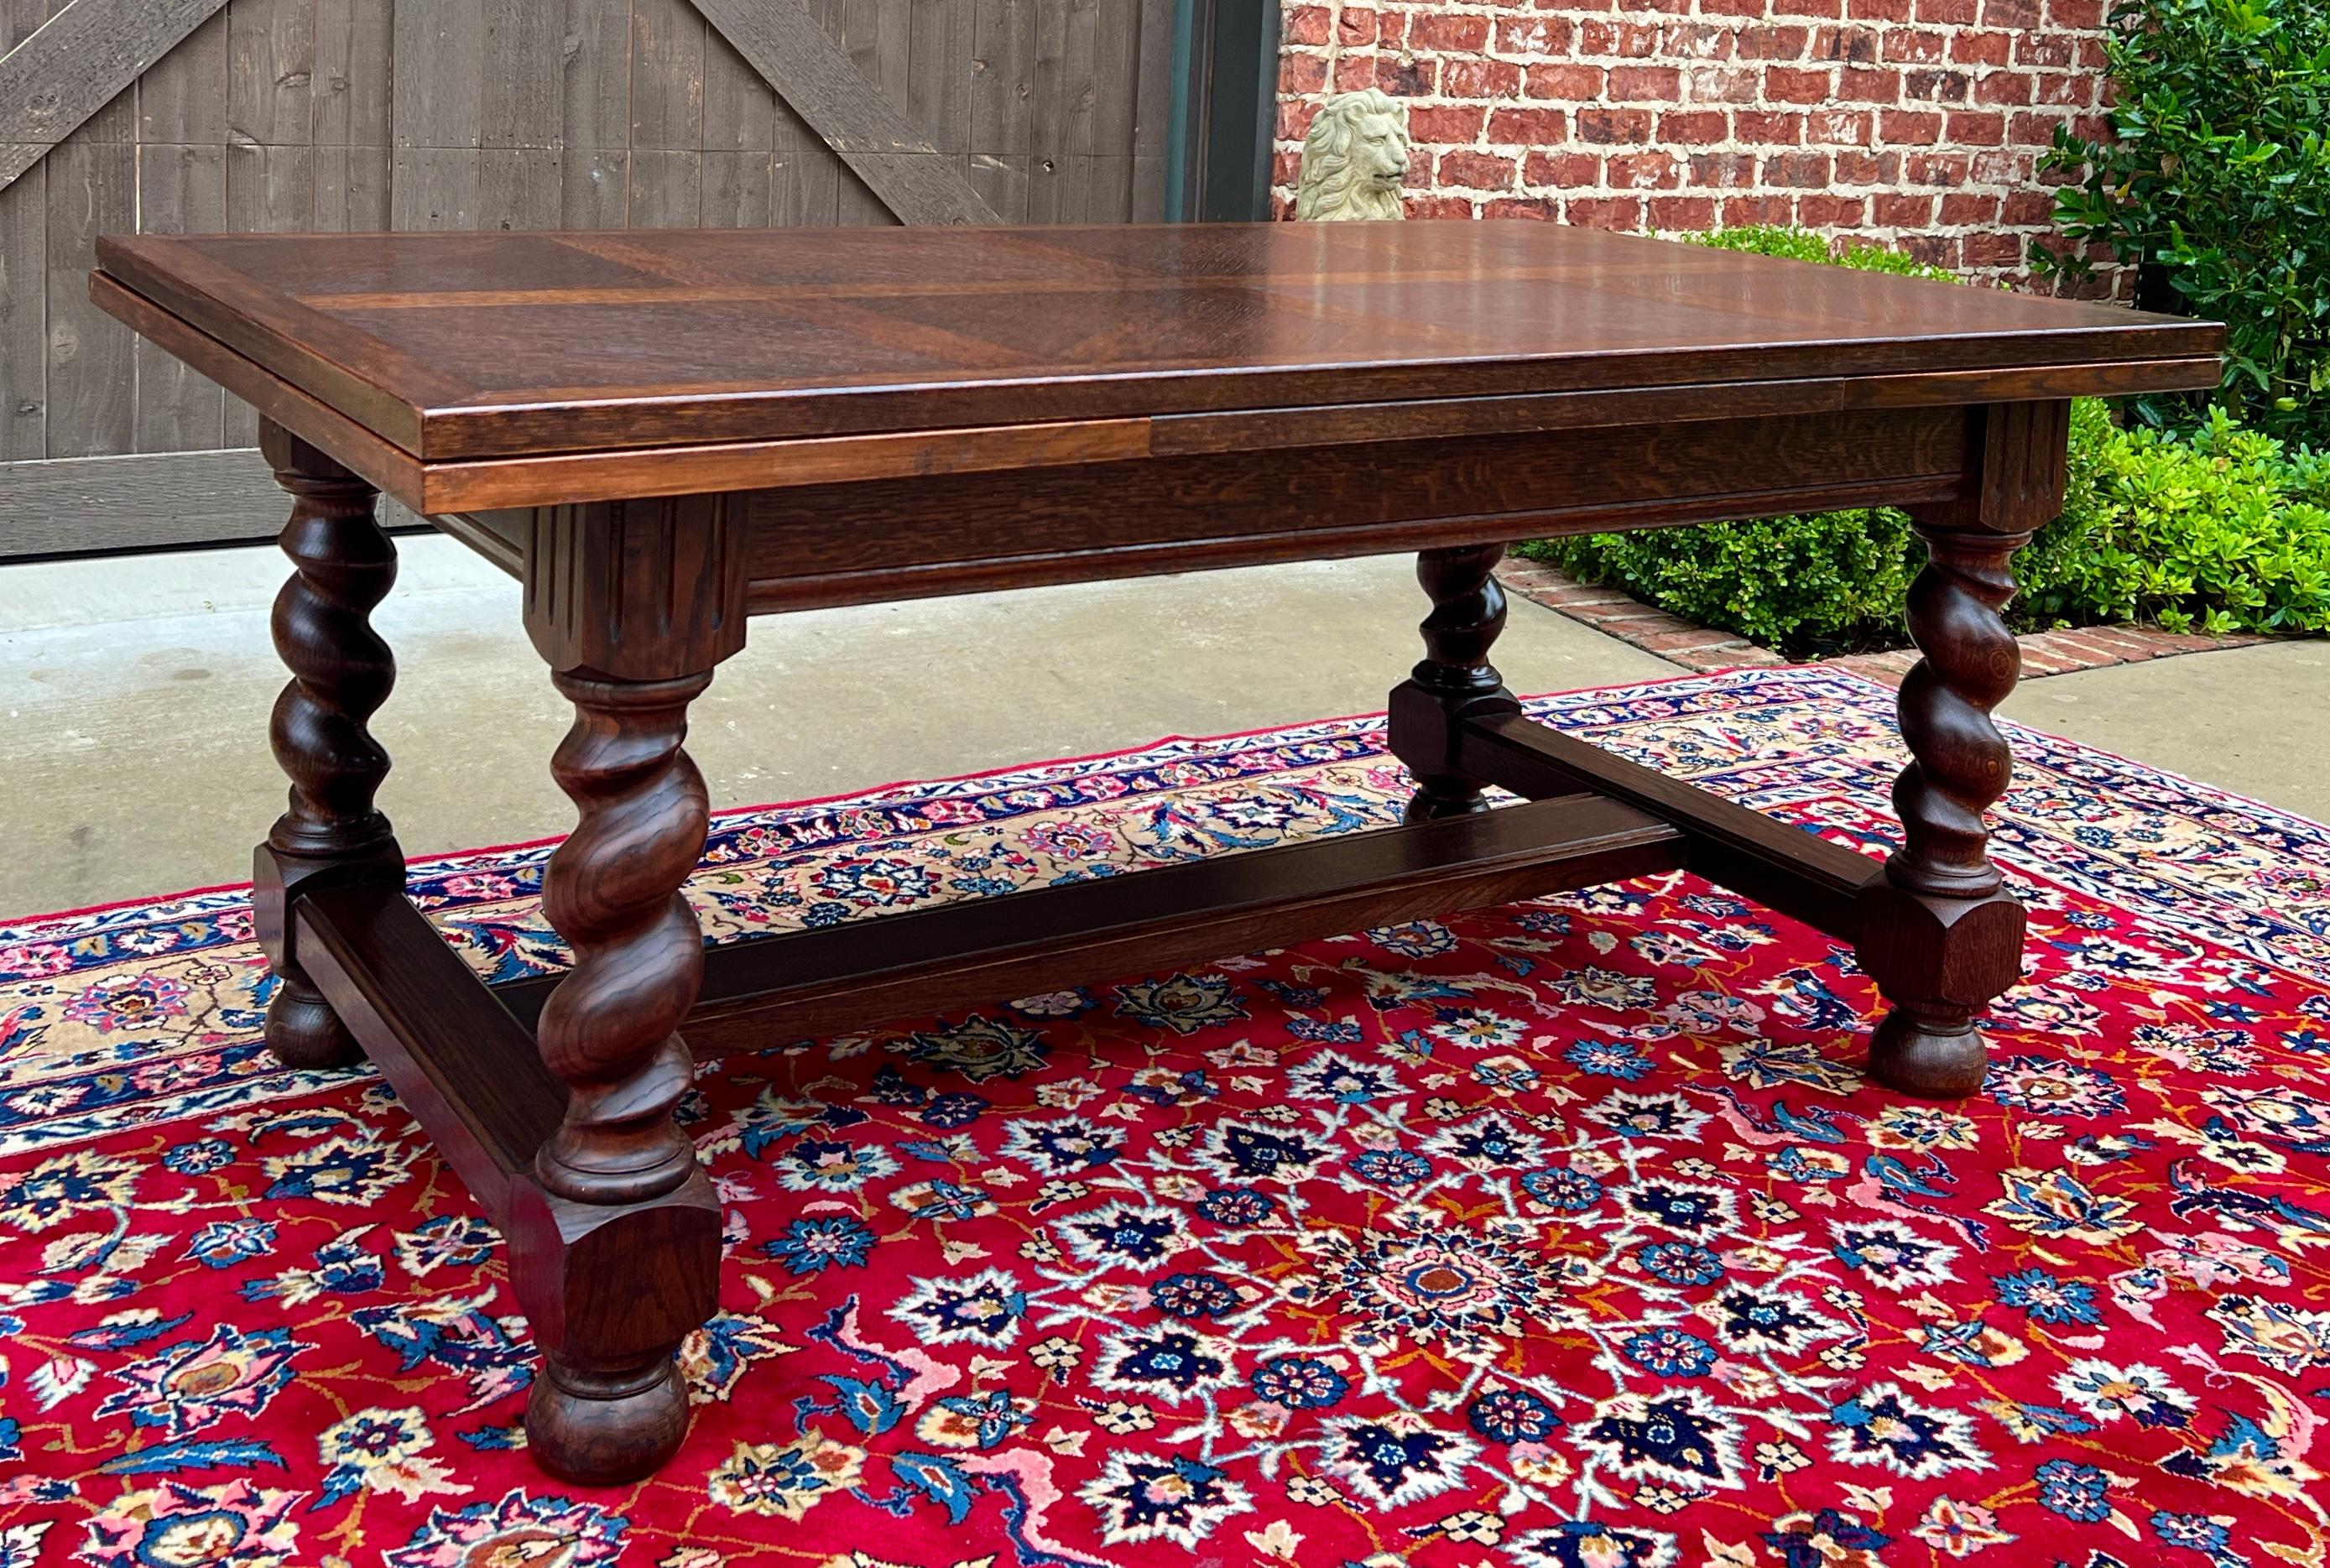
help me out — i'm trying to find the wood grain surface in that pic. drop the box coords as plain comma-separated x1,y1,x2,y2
0,0,230,194
93,221,2225,471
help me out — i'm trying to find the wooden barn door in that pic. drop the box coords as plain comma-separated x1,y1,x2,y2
0,0,1179,559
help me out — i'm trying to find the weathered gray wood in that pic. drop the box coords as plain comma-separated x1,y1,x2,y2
1028,149,1065,222
224,142,314,233
2,0,53,461
313,143,391,232
311,0,388,237
703,20,777,154
136,6,227,148
0,163,44,460
1081,151,1135,222
225,0,315,152
391,147,478,230
480,0,562,150
878,0,916,105
1132,0,1170,158
629,148,705,227
314,0,392,148
223,0,319,456
562,0,632,151
478,148,563,230
1035,148,1129,225
3,0,51,54
837,0,882,96
1130,0,1171,220
906,0,968,155
702,150,773,227
43,135,134,458
970,150,1029,221
1060,0,1100,158
133,141,227,451
0,0,228,192
0,0,1159,524
693,0,998,223
1131,153,1165,219
1029,0,1071,168
222,87,314,451
1092,0,1138,160
972,0,1035,156
773,98,843,225
632,0,707,151
561,150,632,227
392,2,484,150
836,161,903,225
0,447,425,560
133,0,226,456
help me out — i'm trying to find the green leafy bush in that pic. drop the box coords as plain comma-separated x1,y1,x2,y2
2033,0,2330,443
1534,397,2330,644
2019,400,2330,633
1695,224,1957,283
1531,508,1921,658
1527,227,2330,646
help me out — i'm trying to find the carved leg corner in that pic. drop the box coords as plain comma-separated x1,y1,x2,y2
1388,542,1522,823
1855,521,2033,1098
253,423,404,1071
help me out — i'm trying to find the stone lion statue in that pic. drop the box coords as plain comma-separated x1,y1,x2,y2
1295,89,1411,221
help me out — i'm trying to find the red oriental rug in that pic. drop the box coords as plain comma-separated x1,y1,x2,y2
3,666,2328,1568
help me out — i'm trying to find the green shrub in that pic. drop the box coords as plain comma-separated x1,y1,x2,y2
2033,0,2330,443
1528,512,1922,658
2020,401,2330,633
1694,223,1957,283
1529,226,2330,646
1535,395,2330,643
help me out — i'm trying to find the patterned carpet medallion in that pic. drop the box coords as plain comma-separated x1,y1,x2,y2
2,666,2328,1568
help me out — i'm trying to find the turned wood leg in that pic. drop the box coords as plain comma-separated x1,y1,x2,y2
516,495,746,1484
252,422,404,1070
1387,542,1523,822
1856,403,2064,1098
524,666,712,1482
534,670,710,1206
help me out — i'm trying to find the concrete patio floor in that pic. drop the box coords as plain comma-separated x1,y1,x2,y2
1,541,1676,916
2,537,2320,918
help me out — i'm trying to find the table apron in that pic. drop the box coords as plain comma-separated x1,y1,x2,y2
447,401,1970,615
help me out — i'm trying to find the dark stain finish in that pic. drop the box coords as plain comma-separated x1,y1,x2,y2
114,222,2223,1483
96,221,2219,464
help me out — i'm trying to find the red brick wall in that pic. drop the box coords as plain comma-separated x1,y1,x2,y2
1275,0,2116,290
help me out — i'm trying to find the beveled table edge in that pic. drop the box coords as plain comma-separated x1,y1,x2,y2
94,263,2220,515
95,227,2226,465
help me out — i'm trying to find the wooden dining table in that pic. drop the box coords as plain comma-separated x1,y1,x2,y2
91,219,2220,1485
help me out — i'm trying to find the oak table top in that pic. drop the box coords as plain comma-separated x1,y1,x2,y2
93,221,2222,513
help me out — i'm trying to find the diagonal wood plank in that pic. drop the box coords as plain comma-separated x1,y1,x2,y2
688,0,999,225
0,0,230,194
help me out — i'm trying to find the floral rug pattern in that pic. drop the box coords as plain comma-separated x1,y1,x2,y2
2,667,2328,1568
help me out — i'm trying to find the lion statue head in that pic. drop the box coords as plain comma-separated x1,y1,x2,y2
1295,89,1412,221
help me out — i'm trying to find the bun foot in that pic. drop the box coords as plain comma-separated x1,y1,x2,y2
1867,1008,1989,1099
264,976,365,1070
525,1353,691,1487
1403,780,1493,823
